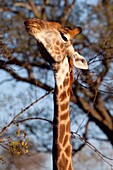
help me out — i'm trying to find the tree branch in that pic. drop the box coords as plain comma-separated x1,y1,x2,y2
0,90,54,136
0,64,52,91
72,132,113,168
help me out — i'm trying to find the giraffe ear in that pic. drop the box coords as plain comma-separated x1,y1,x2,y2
73,52,88,70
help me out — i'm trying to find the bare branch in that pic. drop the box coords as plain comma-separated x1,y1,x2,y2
72,132,113,168
14,2,32,10
0,64,52,91
0,90,54,136
28,0,39,18
61,0,76,24
76,86,98,134
14,117,53,125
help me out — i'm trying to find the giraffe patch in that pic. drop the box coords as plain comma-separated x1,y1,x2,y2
60,111,68,120
59,124,65,143
60,102,69,111
59,91,67,102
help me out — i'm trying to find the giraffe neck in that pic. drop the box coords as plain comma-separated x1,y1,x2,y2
52,57,73,170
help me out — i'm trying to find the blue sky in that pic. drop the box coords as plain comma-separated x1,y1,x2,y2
78,0,98,5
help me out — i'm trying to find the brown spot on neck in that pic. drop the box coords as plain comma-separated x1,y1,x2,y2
59,91,67,102
60,101,69,111
65,145,71,157
63,78,70,87
60,111,68,120
66,120,70,133
59,124,65,143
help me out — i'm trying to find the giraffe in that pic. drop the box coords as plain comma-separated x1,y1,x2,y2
24,18,88,170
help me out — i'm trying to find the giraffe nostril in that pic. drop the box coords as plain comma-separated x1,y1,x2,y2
81,59,84,63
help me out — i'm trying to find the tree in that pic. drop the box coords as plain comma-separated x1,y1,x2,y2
0,0,113,169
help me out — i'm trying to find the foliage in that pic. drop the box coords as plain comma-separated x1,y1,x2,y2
0,125,28,164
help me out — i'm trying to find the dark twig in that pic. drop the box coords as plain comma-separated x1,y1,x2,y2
72,132,113,168
76,87,98,134
0,90,54,136
14,117,53,125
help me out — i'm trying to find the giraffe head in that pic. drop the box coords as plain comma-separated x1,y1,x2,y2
24,18,88,70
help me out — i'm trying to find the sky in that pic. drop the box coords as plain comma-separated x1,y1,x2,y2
78,0,98,5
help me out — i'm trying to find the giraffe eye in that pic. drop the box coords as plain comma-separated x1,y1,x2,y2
60,32,68,42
